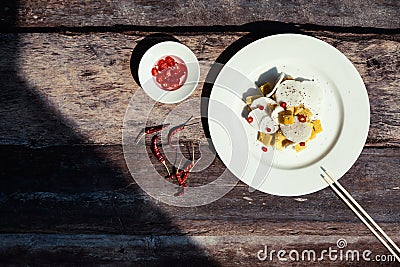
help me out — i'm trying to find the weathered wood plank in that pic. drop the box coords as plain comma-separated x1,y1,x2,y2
0,145,399,236
0,0,399,29
0,32,399,147
0,234,399,266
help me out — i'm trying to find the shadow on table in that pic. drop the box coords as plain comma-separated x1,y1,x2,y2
130,33,180,87
0,1,218,266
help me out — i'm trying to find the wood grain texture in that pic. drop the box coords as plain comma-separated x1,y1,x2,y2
0,5,399,264
0,144,399,265
0,145,399,235
0,0,399,29
1,233,399,266
0,31,399,147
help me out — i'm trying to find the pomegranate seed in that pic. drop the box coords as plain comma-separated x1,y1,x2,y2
156,73,165,84
247,116,253,123
179,63,187,74
151,67,158,76
259,105,264,110
165,56,175,66
298,115,306,123
266,127,271,132
164,69,172,79
171,83,180,90
300,142,305,146
157,59,166,68
161,82,170,89
280,102,287,109
159,62,168,71
156,74,164,84
262,146,268,152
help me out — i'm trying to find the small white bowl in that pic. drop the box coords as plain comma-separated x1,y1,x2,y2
138,41,200,104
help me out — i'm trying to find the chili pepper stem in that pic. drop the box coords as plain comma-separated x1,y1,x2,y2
134,131,146,144
184,122,200,127
162,161,171,176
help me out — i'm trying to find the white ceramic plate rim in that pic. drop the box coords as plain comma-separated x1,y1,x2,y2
138,41,200,104
208,34,370,196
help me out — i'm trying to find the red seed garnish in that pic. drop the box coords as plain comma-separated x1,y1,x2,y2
153,56,188,91
179,63,187,74
259,105,264,110
159,62,168,71
298,115,307,123
266,127,271,132
300,142,305,146
262,146,268,152
156,74,164,84
247,116,253,123
165,56,175,66
280,102,287,109
164,69,172,79
161,81,170,89
171,83,180,90
157,59,166,68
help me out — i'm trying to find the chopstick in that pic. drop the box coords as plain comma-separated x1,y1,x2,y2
320,166,400,262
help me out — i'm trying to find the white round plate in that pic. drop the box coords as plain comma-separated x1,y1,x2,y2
138,41,200,104
208,34,370,196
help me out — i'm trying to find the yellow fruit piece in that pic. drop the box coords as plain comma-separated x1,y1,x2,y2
257,132,274,146
259,82,272,96
295,143,307,152
298,108,312,119
268,103,277,110
274,130,293,150
286,106,295,114
294,105,304,115
245,95,262,106
309,120,323,140
312,119,323,134
278,110,294,124
310,130,317,140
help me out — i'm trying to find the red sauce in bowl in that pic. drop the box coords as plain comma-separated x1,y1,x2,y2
151,55,188,91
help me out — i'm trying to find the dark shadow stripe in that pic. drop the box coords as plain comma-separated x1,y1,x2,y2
0,21,399,34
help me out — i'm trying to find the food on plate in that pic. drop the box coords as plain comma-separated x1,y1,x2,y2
246,73,323,152
151,55,188,91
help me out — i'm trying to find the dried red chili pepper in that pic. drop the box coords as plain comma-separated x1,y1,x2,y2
180,171,190,186
151,134,170,176
168,117,199,148
146,123,170,134
174,185,186,197
135,123,170,144
175,142,196,194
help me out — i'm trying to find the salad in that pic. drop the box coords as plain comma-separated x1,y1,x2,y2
246,73,323,152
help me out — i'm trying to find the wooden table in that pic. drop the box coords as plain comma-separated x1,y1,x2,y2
0,1,399,266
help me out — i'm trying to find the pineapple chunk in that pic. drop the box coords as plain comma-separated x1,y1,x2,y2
295,143,307,152
257,132,274,146
294,105,304,115
245,95,262,106
278,110,294,125
286,106,295,114
259,81,272,96
309,120,322,140
298,108,312,119
274,130,293,150
310,130,317,140
312,120,323,134
268,103,277,110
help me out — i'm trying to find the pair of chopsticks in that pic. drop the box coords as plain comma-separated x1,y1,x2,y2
321,166,400,262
